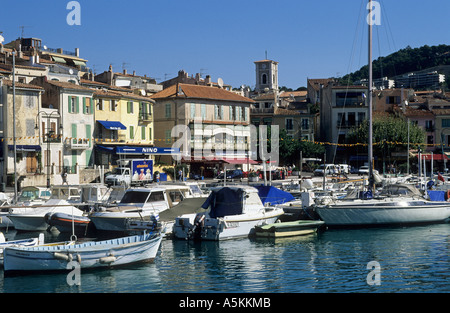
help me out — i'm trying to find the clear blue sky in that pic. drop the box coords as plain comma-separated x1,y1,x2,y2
1,0,449,89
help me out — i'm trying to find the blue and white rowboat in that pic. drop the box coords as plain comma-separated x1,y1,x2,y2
3,232,162,274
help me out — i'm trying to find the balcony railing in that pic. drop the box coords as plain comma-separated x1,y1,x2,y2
139,113,153,122
65,138,90,150
336,121,364,128
251,108,274,114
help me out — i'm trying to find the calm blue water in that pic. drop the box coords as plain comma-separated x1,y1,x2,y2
1,223,449,293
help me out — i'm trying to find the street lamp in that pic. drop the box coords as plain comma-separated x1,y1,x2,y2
35,111,63,188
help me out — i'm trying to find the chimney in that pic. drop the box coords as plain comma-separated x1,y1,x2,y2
133,70,136,76
75,48,79,57
123,69,127,75
205,75,211,85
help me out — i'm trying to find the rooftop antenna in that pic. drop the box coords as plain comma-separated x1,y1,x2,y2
164,73,172,80
19,26,31,38
200,68,208,78
122,62,130,71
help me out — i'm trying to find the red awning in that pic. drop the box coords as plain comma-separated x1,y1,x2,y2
419,154,448,161
181,157,258,164
223,158,258,165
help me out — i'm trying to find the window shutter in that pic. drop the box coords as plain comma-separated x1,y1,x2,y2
71,124,77,144
141,126,146,140
85,124,91,147
82,97,86,114
75,96,79,113
68,96,72,113
90,98,94,114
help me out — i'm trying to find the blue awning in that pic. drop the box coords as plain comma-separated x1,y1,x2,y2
98,120,126,130
96,145,115,153
8,145,41,152
116,146,180,155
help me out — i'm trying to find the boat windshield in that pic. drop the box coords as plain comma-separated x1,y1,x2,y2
120,191,150,203
189,184,203,196
378,184,422,197
18,189,40,202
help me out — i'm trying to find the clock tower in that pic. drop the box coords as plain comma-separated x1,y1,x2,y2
254,59,278,93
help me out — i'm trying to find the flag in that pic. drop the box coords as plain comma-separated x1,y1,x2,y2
438,173,445,182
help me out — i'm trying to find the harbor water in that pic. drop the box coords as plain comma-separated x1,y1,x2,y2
0,223,449,293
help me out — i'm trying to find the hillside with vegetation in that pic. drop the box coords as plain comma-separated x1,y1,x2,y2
338,44,450,88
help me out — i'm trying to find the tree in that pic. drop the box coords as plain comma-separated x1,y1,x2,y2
279,129,325,166
347,115,426,157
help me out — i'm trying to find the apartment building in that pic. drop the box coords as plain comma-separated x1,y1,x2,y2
151,83,255,176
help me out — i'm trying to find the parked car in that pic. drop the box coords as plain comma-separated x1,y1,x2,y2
217,170,244,181
314,164,338,176
358,166,370,175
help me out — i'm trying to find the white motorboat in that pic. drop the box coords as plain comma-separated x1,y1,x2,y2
7,185,83,231
0,186,50,228
3,232,162,274
0,232,45,265
314,184,450,226
173,185,285,241
89,187,171,232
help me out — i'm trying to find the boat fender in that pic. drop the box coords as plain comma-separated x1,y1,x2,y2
54,252,70,261
99,256,117,264
0,232,5,243
76,253,81,263
446,190,450,201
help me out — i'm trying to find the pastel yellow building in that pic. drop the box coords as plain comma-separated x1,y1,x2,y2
92,89,155,166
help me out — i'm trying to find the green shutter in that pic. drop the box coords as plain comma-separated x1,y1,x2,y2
71,150,77,173
68,96,72,113
82,97,86,114
201,104,206,119
149,127,152,141
75,96,79,113
90,98,94,114
85,149,92,167
71,124,77,144
130,126,134,139
141,126,146,140
86,124,91,147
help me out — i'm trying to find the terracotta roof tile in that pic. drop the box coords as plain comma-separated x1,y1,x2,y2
46,80,94,92
1,79,43,90
151,83,254,103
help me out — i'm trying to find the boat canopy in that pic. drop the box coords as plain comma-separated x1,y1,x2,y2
201,187,244,218
254,186,294,205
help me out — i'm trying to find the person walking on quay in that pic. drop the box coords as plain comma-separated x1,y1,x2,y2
62,170,68,185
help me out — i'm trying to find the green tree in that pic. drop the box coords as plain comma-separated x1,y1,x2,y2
279,129,325,165
347,115,426,156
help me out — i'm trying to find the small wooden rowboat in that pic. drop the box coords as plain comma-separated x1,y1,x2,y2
254,220,325,238
3,232,162,274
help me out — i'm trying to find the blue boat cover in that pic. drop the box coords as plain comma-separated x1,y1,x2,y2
201,187,244,218
254,186,294,205
427,190,446,201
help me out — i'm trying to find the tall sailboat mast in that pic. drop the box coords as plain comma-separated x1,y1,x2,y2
368,0,374,189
